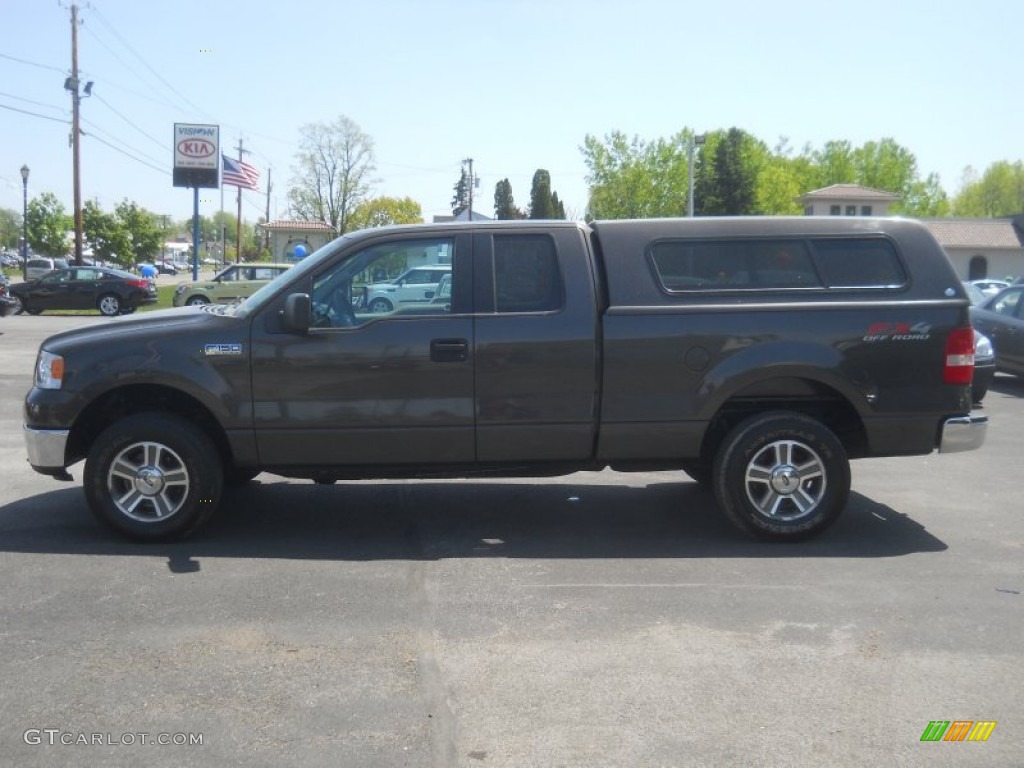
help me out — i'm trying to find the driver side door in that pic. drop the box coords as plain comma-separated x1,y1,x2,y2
249,231,475,468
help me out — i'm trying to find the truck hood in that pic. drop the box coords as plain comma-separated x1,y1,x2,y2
40,307,245,355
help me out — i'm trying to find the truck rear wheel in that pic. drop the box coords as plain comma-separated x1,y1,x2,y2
712,412,849,541
84,414,223,541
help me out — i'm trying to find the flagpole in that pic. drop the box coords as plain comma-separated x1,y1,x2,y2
219,160,225,267
235,138,244,264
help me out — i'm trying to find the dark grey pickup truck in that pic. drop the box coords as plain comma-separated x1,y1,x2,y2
24,217,986,541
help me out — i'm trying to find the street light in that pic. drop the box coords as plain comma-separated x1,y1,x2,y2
20,164,30,280
687,133,706,217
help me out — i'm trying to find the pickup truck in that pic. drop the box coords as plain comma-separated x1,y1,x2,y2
23,217,986,542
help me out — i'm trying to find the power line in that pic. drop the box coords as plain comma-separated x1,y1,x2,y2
80,116,167,168
0,91,66,113
0,102,71,124
93,93,165,151
0,52,66,73
88,4,217,123
81,130,171,176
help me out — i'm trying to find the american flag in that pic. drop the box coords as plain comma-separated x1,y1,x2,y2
222,155,260,191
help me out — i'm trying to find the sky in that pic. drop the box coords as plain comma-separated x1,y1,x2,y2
1,0,1021,232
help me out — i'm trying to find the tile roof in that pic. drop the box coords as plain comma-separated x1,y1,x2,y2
260,220,336,231
923,219,1024,249
796,184,901,202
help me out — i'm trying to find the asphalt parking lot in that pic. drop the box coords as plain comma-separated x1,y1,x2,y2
0,314,1021,767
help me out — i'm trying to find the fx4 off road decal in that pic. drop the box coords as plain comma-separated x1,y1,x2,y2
863,322,931,342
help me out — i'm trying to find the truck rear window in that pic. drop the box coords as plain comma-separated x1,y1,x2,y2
649,236,906,293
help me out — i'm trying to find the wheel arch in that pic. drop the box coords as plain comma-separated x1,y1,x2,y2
67,383,234,470
698,375,869,468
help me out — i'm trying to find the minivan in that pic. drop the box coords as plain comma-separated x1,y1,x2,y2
25,257,70,280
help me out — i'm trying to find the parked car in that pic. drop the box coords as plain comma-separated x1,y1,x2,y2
968,279,1011,297
0,274,16,317
970,285,1024,379
8,266,157,316
362,264,452,313
25,257,70,280
172,262,292,307
156,261,178,276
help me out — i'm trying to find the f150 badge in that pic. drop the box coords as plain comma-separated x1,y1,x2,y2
863,322,931,342
203,343,243,356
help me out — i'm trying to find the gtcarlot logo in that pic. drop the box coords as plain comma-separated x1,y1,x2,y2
23,729,203,746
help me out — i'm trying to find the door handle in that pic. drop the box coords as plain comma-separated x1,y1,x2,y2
430,338,468,363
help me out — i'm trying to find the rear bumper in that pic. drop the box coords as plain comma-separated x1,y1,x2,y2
939,413,988,454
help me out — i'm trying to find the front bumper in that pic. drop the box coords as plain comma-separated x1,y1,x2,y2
24,425,70,470
938,413,988,454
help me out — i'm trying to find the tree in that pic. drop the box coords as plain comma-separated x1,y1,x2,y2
83,200,132,266
952,161,1024,217
451,167,470,217
493,179,521,220
347,196,423,231
0,207,21,251
26,193,71,258
288,115,376,234
697,128,764,215
529,170,554,219
115,200,162,264
582,130,691,219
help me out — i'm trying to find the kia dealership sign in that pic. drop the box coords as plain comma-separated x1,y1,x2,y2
173,123,219,188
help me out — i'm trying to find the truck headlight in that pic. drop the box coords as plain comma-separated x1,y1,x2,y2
36,350,65,390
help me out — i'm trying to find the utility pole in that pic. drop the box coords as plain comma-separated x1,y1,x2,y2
68,3,84,265
463,158,476,220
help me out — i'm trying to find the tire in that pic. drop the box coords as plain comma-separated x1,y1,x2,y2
186,296,210,307
368,297,393,313
84,413,224,541
26,307,44,315
98,294,121,316
712,412,850,541
9,294,24,314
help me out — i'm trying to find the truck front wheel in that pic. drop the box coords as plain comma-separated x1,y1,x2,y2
84,414,223,541
712,412,850,541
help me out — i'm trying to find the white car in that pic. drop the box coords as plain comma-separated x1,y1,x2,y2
968,279,1010,297
363,265,451,313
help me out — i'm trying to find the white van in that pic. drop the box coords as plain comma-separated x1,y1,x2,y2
25,257,70,280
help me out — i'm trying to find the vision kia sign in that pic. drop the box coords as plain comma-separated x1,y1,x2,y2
173,123,219,189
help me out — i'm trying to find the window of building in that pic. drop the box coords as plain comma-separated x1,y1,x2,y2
846,205,857,216
968,255,987,281
829,205,841,216
804,205,814,216
861,206,872,216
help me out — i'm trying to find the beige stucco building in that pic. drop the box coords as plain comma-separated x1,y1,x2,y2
258,220,337,261
796,184,901,217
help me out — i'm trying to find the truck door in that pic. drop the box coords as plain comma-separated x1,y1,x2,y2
249,232,475,467
472,228,600,462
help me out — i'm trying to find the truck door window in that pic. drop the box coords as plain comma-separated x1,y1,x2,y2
492,235,563,313
812,238,906,288
311,237,457,328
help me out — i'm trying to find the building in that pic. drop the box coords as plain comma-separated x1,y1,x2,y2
796,184,901,217
258,220,337,261
921,217,1024,281
798,183,1024,280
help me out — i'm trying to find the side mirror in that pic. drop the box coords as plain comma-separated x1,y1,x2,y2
280,293,311,333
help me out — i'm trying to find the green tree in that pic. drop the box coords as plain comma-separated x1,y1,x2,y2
698,128,764,215
814,140,857,185
0,207,21,251
529,169,554,219
26,193,71,258
493,179,521,220
451,167,470,216
952,161,1024,217
288,115,376,233
347,196,423,230
583,131,692,219
115,200,162,264
83,200,132,266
